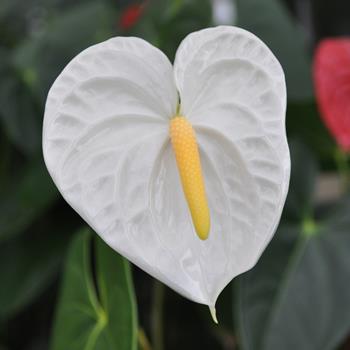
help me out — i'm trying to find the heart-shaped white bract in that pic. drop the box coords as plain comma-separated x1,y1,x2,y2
43,26,290,311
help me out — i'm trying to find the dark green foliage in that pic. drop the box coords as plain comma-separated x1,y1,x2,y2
0,220,72,319
0,48,41,154
130,0,212,60
50,230,138,350
14,2,116,102
237,197,350,350
283,139,318,221
0,160,58,242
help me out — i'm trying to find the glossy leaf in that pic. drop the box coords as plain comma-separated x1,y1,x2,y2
236,0,313,101
237,196,350,350
0,160,58,242
50,230,138,350
313,38,350,152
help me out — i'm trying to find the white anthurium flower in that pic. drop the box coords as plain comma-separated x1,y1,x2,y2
43,26,290,322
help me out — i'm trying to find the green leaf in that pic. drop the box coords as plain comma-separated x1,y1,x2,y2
236,0,313,101
283,139,318,221
236,196,350,350
50,230,138,350
0,222,72,319
13,2,115,102
0,77,41,154
0,48,41,154
0,160,58,242
133,0,212,60
287,102,335,161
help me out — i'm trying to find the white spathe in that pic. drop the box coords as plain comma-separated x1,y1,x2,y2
43,26,290,308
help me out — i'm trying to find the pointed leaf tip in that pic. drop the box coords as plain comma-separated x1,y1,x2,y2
209,306,218,324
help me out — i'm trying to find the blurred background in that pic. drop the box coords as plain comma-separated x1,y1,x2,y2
1,0,350,349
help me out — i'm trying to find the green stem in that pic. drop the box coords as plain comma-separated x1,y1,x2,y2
301,215,318,238
334,148,350,191
151,280,165,350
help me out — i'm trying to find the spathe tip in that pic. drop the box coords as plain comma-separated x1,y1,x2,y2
209,305,218,324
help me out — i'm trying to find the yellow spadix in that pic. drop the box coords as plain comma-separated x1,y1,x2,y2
170,116,210,240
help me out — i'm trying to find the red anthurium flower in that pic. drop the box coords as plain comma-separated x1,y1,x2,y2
119,2,145,30
313,38,350,152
